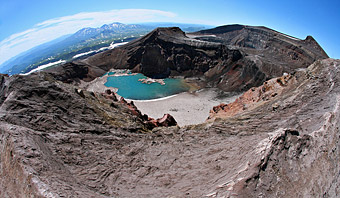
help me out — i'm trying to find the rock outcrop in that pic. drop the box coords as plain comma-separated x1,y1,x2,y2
102,89,118,101
119,96,177,129
191,24,329,91
208,72,297,120
149,113,177,128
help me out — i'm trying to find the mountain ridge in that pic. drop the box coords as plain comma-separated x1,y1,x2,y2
58,24,329,92
194,24,328,58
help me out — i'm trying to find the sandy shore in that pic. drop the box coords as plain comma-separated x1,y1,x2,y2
80,70,133,93
81,75,113,93
130,89,241,126
81,73,241,127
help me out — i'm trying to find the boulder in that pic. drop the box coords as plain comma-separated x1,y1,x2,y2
102,89,118,101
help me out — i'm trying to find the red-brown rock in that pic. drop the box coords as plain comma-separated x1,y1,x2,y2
102,89,118,101
208,73,297,120
156,113,177,127
119,97,177,129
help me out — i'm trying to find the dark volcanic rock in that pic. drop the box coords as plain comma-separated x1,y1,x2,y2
51,25,329,92
192,24,328,76
83,27,234,77
47,61,107,84
147,113,178,128
156,113,177,127
119,97,177,129
82,26,263,91
102,89,118,101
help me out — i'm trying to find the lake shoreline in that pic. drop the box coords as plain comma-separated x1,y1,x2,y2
130,89,241,126
104,72,192,100
80,72,240,126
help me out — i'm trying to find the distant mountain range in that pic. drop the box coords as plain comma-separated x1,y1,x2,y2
0,22,210,75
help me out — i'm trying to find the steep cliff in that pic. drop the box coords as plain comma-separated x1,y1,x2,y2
192,24,328,75
48,25,328,92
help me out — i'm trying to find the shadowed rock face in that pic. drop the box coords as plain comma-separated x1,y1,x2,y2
192,24,328,76
83,27,244,81
48,25,328,92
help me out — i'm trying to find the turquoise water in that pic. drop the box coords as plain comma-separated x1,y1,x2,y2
104,73,190,100
101,71,116,77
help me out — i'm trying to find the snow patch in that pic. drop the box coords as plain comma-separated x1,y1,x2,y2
129,94,178,102
279,33,300,41
187,34,217,39
22,60,66,75
72,42,128,59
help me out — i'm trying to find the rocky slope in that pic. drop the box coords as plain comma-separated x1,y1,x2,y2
192,24,328,68
49,25,328,92
1,55,340,197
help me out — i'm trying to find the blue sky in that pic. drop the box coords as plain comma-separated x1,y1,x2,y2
0,0,339,65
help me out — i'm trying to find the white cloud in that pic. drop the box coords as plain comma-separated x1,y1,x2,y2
0,9,177,65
